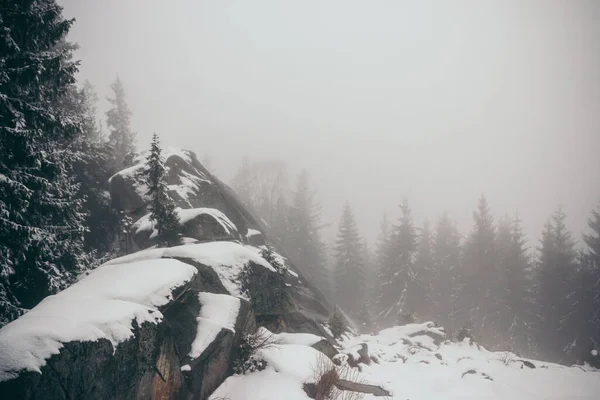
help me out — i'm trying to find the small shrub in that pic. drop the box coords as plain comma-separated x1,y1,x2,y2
329,307,347,339
232,322,275,374
239,245,291,314
312,353,340,400
259,244,286,275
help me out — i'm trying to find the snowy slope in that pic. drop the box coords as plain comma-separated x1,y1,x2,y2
104,241,275,296
210,323,600,400
0,259,196,382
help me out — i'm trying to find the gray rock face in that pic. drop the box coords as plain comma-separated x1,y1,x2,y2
0,148,338,400
109,150,254,239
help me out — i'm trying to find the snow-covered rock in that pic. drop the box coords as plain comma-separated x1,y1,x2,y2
131,207,241,249
0,258,196,382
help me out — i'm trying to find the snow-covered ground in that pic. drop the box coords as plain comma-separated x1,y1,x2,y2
210,323,600,400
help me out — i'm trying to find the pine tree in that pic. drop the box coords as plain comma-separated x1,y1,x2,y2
377,198,418,324
562,206,600,365
329,306,347,339
106,76,136,169
414,219,435,319
287,170,329,297
461,195,498,346
536,207,577,362
432,212,461,332
81,80,102,142
583,206,600,348
231,156,253,209
431,212,462,333
0,0,86,325
496,214,534,353
143,134,180,242
332,203,365,316
66,83,119,254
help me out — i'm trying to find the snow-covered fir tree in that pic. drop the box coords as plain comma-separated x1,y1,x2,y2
377,198,418,324
287,170,329,297
332,203,365,317
143,134,180,242
431,212,462,333
460,195,499,346
414,219,435,319
495,214,534,353
536,207,577,362
0,0,86,325
106,76,136,169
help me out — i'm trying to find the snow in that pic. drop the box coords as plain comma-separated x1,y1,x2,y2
0,259,196,382
256,344,331,382
132,207,237,240
246,228,261,237
261,328,323,346
189,293,240,359
592,349,598,356
210,367,310,400
212,321,600,400
177,207,237,234
245,244,300,278
105,241,275,296
210,343,331,400
181,364,191,371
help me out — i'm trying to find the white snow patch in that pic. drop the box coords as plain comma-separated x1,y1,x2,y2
181,364,191,371
177,208,237,234
105,242,275,297
210,367,310,400
0,259,196,382
264,329,323,347
246,228,261,237
255,344,331,382
592,349,598,356
189,293,240,359
132,208,237,240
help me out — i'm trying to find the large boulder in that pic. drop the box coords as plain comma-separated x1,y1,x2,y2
131,208,242,250
108,150,254,237
0,240,336,400
0,148,339,400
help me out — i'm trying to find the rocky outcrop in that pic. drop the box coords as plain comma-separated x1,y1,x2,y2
0,148,339,400
109,150,255,239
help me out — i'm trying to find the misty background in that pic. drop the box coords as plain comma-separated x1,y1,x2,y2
59,0,600,245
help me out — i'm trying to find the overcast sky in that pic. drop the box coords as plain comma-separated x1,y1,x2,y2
59,0,600,248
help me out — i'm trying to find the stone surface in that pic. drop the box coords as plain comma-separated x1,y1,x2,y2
0,148,338,400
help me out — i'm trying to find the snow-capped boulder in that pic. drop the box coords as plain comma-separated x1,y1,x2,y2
108,149,256,239
131,207,241,250
0,148,341,400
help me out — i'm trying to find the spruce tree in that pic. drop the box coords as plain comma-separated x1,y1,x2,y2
62,82,119,255
377,198,418,324
461,195,498,346
106,76,136,169
143,134,180,242
431,212,462,333
332,203,365,316
496,214,533,353
287,170,329,297
414,220,435,319
0,0,85,325
561,206,600,365
81,80,102,142
536,207,577,362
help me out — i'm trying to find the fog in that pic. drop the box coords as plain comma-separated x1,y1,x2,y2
59,0,600,244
